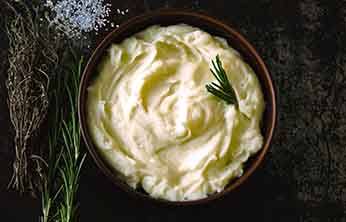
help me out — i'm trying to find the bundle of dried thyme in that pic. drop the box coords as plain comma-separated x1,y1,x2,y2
5,0,67,196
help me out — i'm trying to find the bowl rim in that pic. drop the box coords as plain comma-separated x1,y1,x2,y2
78,9,277,206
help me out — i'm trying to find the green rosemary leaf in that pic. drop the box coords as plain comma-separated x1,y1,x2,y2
206,55,239,107
206,84,237,104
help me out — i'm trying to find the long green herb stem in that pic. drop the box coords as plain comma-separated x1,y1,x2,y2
57,57,86,222
40,56,85,222
40,75,64,222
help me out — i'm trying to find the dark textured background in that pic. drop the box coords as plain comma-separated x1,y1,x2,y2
1,0,346,221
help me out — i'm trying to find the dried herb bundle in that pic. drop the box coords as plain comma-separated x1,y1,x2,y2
5,0,67,196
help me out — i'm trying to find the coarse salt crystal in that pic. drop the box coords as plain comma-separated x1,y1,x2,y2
46,0,112,38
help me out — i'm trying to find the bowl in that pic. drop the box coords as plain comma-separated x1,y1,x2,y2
78,9,277,205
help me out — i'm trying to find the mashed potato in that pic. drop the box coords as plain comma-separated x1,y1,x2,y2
87,24,264,201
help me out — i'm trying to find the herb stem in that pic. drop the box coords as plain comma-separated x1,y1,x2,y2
41,56,85,222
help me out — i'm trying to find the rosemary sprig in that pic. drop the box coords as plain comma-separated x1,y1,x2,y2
40,56,86,222
206,55,239,107
40,63,64,222
57,57,86,222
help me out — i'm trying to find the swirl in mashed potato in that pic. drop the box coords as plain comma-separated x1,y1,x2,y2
87,24,264,201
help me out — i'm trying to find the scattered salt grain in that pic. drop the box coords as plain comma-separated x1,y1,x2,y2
116,8,129,16
45,0,112,38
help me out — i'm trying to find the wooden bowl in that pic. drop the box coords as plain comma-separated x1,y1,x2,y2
78,10,277,205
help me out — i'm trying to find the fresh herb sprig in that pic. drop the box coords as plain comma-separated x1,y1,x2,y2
206,55,239,107
40,59,65,222
40,56,86,222
57,57,86,222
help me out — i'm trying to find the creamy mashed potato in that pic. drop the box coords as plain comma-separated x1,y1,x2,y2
87,24,264,201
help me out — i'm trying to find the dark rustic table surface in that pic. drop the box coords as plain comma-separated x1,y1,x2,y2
1,0,346,221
